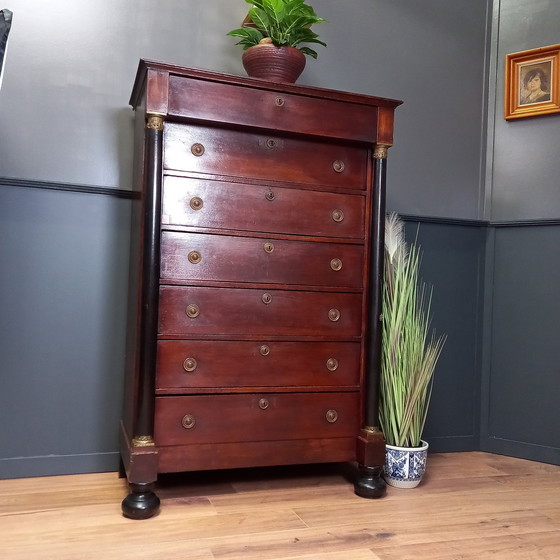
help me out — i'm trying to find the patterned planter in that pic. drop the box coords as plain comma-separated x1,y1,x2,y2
384,440,429,488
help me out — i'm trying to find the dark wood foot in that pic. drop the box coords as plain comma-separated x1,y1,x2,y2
121,482,160,519
354,464,386,499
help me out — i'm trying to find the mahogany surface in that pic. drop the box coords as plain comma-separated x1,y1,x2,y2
161,176,366,238
163,123,368,188
121,59,401,517
155,340,361,392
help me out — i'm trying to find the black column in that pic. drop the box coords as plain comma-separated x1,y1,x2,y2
135,117,163,439
364,154,387,428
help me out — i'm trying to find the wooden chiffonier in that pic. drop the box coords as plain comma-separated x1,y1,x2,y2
120,59,401,519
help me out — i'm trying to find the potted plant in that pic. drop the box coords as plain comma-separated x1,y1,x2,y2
227,0,327,83
379,213,446,488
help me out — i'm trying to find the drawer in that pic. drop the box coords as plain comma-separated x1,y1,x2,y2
162,176,366,239
154,392,360,446
160,231,363,289
156,340,361,391
158,286,362,337
168,75,379,143
164,123,368,190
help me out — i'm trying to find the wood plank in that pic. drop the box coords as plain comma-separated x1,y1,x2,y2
1,452,559,560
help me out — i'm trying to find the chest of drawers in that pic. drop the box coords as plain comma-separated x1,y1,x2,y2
120,60,401,519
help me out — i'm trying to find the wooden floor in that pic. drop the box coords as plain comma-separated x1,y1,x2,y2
1,452,560,559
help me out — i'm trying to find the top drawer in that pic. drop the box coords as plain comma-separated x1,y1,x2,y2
163,123,368,190
167,75,379,143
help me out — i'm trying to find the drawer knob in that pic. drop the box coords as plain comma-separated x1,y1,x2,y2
188,250,202,264
328,308,341,322
264,242,274,254
191,143,205,156
330,258,343,271
275,96,285,107
185,304,200,318
333,160,345,173
265,190,276,202
262,293,273,305
259,398,270,410
326,409,339,423
326,358,339,372
266,138,277,149
181,414,196,429
189,197,204,211
332,209,345,223
260,344,270,356
183,357,198,372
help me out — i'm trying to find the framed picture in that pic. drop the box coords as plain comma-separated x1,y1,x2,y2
504,44,560,120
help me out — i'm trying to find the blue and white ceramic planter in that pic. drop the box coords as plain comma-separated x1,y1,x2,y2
384,440,429,488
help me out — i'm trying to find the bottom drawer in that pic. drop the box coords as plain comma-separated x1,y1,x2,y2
157,437,357,473
154,393,360,446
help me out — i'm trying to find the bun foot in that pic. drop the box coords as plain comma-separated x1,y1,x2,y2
354,465,386,499
122,482,160,519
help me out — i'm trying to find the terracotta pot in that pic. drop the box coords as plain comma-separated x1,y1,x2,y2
242,43,306,84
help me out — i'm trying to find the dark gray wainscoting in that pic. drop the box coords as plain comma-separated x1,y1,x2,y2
0,180,132,479
481,223,560,465
4,179,556,478
401,217,487,453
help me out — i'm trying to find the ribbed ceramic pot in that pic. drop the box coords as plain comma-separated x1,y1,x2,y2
242,43,306,83
384,440,429,488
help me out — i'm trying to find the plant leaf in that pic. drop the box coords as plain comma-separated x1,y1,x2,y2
298,46,318,59
226,27,265,48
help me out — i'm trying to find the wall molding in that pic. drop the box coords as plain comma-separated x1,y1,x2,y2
0,176,136,199
401,213,560,228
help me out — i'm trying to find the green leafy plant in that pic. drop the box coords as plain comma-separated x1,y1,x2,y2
379,213,446,448
227,0,327,59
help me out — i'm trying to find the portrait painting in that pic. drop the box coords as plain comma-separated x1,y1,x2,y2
505,44,560,120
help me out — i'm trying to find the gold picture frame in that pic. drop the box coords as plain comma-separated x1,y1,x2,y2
504,44,560,120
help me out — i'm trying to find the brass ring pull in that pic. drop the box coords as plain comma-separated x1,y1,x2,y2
265,190,276,201
260,345,270,356
332,209,345,223
183,357,198,372
181,414,196,429
326,409,338,423
264,242,274,254
330,258,343,271
266,138,277,149
275,96,285,107
190,197,203,211
259,398,269,410
188,251,202,264
333,160,345,173
191,143,205,156
186,304,200,318
328,308,341,322
262,293,273,305
326,358,339,372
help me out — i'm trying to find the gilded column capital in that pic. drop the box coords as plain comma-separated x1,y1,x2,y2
146,114,165,131
132,435,155,447
362,426,382,434
373,143,390,159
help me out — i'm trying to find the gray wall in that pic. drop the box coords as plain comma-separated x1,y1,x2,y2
1,0,492,478
489,0,560,221
0,185,131,477
479,0,560,464
405,220,486,453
